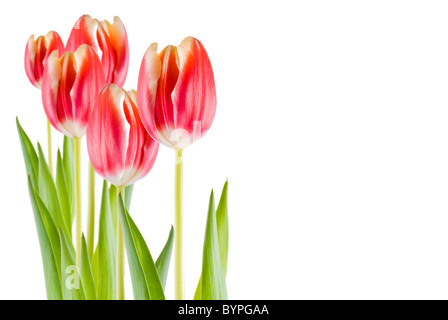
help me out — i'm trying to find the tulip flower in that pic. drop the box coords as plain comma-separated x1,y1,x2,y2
66,15,129,87
137,37,216,300
137,37,216,149
42,44,106,266
25,31,65,89
24,31,64,174
86,84,159,188
86,84,159,300
42,44,106,138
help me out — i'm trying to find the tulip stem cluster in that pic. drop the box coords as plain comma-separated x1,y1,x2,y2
175,148,184,300
74,137,82,266
87,162,96,259
47,120,53,175
116,186,126,300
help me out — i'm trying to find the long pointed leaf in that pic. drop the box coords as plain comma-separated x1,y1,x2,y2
200,191,227,300
216,180,229,276
155,226,174,290
34,187,62,279
55,150,72,235
17,118,39,190
37,144,70,237
195,181,229,299
110,184,134,232
118,196,165,300
27,177,62,300
80,234,96,300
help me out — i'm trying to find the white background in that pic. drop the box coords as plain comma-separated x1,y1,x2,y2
1,0,448,300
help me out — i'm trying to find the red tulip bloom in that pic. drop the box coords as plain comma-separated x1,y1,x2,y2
66,15,129,87
137,37,216,149
25,31,64,89
86,84,159,187
41,45,106,138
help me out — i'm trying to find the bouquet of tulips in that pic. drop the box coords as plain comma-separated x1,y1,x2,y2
18,14,228,300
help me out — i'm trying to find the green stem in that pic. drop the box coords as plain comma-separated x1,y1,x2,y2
86,161,95,260
47,119,53,175
116,186,125,300
174,148,184,300
74,137,82,267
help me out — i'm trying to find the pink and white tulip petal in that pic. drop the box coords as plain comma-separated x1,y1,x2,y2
137,37,216,149
86,84,159,187
41,45,106,138
24,31,64,89
66,15,129,87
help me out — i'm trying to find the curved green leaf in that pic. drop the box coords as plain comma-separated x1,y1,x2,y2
125,184,134,210
118,196,165,300
199,190,227,300
194,181,229,300
33,186,62,278
27,177,62,300
37,144,70,238
110,184,134,232
216,180,229,276
17,118,39,190
80,234,96,300
155,226,174,290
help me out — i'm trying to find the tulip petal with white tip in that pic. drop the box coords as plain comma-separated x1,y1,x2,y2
137,37,216,149
67,15,129,87
87,84,159,187
25,31,64,89
42,45,106,138
172,37,216,138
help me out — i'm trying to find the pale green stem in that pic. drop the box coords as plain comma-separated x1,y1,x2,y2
175,148,184,300
47,119,53,175
74,137,82,267
86,161,95,260
116,186,125,300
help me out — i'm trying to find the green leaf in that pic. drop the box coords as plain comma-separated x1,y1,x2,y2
33,186,62,279
27,177,62,300
63,136,75,225
194,181,229,300
37,144,70,238
109,184,118,233
194,277,203,300
155,226,174,290
118,196,165,300
109,183,134,241
16,118,39,190
199,190,227,300
60,228,85,300
55,150,72,236
80,234,96,300
125,184,134,209
92,180,116,300
216,180,229,276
